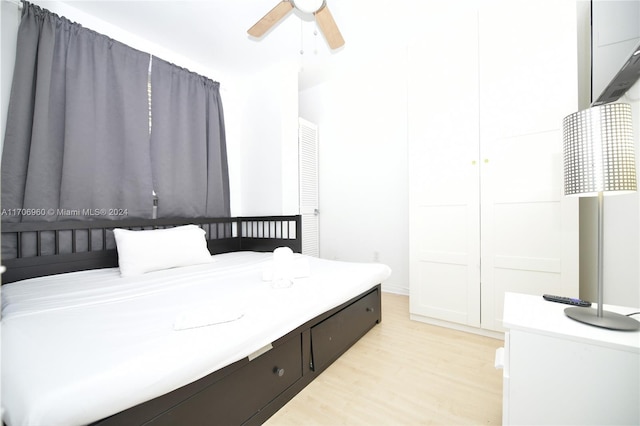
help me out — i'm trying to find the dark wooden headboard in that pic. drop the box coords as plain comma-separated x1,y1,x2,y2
1,215,301,284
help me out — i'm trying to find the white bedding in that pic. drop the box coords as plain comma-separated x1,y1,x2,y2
1,252,391,426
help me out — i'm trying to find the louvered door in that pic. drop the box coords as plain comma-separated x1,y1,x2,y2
299,118,319,257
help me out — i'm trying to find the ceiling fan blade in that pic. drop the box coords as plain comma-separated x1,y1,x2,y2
315,5,344,49
248,1,294,37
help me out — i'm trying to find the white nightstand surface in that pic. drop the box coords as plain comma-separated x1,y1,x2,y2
503,292,640,353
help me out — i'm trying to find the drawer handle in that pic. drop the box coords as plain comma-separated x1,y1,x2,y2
273,367,285,377
366,307,374,312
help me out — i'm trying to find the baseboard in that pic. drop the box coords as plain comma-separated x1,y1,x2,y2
410,313,504,340
381,285,408,296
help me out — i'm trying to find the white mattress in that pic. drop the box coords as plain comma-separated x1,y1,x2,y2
1,251,391,426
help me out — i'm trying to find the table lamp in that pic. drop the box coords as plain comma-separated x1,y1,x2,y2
562,102,639,331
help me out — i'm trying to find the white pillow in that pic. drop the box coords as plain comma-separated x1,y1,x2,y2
113,224,213,277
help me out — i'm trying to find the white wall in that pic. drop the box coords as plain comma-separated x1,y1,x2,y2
236,63,300,216
295,0,415,295
299,49,409,295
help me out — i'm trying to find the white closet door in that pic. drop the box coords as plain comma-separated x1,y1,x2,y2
478,0,579,330
408,6,481,327
299,118,319,257
408,0,579,333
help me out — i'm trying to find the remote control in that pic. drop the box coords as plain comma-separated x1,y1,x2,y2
543,294,591,307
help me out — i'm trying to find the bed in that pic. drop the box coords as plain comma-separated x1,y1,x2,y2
1,215,391,426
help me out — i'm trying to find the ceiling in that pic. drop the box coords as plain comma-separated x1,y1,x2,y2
53,0,410,88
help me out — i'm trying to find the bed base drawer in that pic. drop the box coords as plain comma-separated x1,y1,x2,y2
310,287,381,371
145,335,302,426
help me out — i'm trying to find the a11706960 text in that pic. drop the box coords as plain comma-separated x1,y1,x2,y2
1,208,129,217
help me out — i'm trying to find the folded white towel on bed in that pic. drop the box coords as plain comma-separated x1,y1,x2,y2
261,260,311,281
173,306,244,330
261,247,311,283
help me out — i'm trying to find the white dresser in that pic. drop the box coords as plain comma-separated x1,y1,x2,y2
501,292,640,425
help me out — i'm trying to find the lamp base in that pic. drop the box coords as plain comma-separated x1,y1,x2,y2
565,307,640,331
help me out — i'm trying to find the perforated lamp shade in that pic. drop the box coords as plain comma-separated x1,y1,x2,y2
563,103,637,196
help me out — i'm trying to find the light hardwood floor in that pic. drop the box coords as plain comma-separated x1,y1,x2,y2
265,292,504,425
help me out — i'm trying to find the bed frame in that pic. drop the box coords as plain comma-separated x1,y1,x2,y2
1,215,382,425
1,215,303,284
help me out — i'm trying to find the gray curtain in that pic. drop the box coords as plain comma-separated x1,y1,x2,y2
150,58,230,218
1,2,153,222
1,3,231,261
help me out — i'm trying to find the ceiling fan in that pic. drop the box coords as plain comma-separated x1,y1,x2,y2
248,0,345,50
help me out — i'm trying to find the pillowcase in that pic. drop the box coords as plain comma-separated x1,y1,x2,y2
113,224,213,277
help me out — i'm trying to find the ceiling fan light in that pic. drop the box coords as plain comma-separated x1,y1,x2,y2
292,0,325,14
